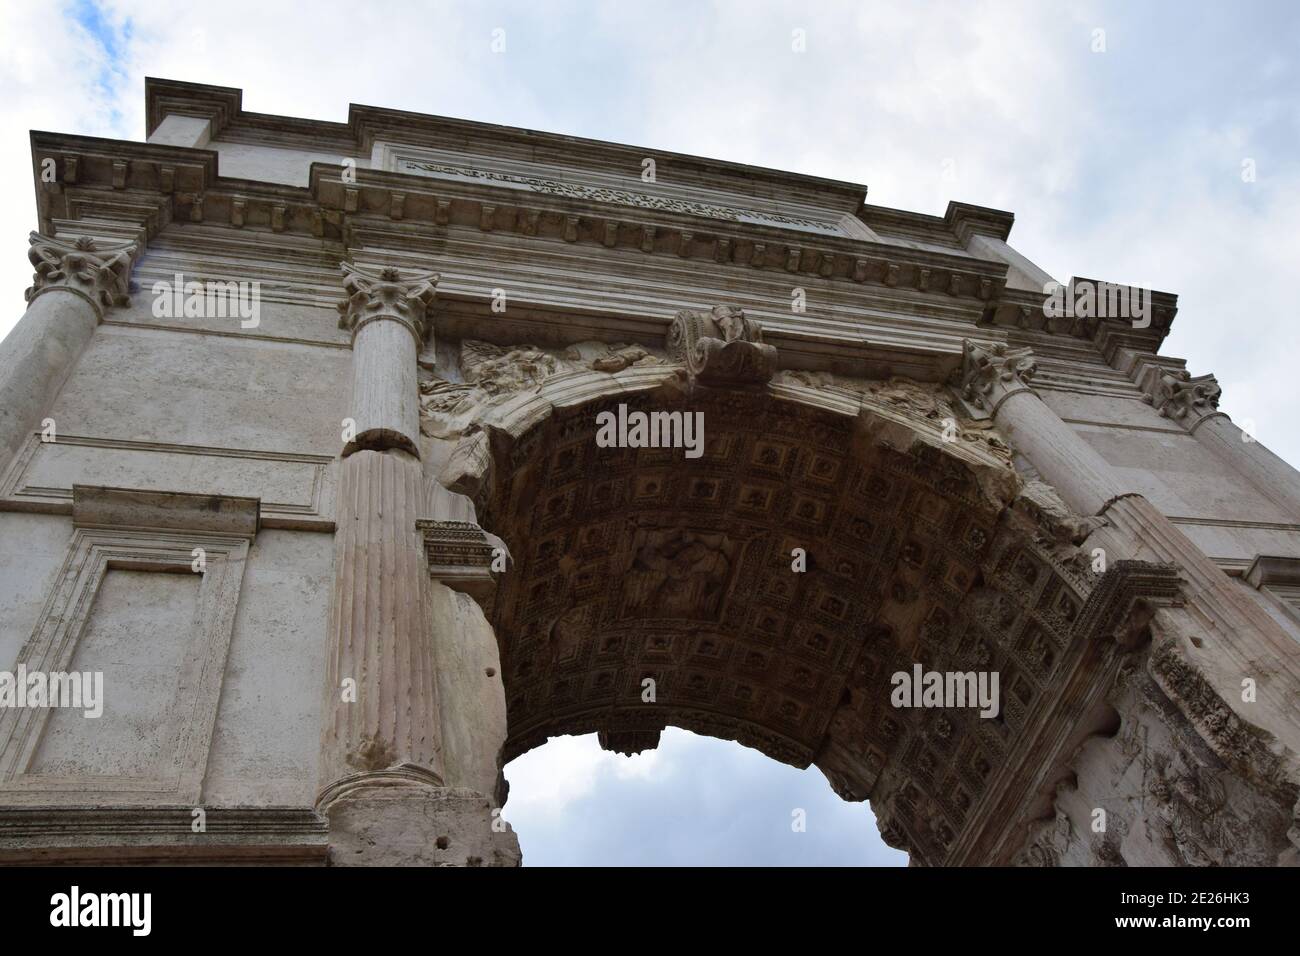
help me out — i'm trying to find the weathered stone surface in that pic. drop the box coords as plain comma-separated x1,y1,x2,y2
3,78,1300,868
321,780,519,867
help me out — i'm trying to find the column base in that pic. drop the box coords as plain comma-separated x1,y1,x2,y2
319,772,520,867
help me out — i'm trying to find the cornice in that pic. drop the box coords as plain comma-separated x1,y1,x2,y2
346,104,869,203
145,76,242,138
146,81,870,206
316,162,1010,303
28,79,1183,360
978,280,1176,352
857,200,1016,247
946,201,1016,243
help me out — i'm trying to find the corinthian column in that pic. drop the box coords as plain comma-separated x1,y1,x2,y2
1140,368,1300,520
956,340,1121,516
0,233,135,469
320,263,519,865
320,263,443,803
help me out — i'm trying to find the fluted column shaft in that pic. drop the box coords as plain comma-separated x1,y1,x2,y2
321,447,442,791
0,233,134,469
319,263,444,804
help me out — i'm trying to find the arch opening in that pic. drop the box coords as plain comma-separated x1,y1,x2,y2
432,361,1118,865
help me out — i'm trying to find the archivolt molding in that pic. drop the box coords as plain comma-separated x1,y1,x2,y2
420,316,1018,512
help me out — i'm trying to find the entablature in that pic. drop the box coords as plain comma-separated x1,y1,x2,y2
32,79,1183,364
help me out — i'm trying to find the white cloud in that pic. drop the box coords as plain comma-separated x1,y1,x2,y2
502,732,670,822
3,0,1298,864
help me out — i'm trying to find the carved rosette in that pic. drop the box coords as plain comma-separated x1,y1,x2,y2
1141,369,1221,422
25,232,136,315
337,262,439,345
955,340,1037,418
667,304,777,386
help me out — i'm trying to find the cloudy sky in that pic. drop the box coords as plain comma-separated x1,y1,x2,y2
1,0,1296,864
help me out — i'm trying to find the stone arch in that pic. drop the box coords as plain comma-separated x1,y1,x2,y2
418,329,1189,865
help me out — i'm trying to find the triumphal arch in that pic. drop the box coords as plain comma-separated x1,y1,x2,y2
1,78,1298,866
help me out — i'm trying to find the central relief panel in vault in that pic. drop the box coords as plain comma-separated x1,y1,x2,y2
622,526,739,621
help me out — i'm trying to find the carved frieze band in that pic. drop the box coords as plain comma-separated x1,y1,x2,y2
397,159,837,234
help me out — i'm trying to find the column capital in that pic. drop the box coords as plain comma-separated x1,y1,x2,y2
337,262,438,345
25,232,136,317
1139,366,1223,425
955,339,1038,418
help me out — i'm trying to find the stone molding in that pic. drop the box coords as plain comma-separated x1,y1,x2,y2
71,484,260,538
0,806,328,865
0,433,334,531
315,765,446,812
0,524,249,806
417,519,499,602
1243,554,1300,625
1069,560,1183,649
